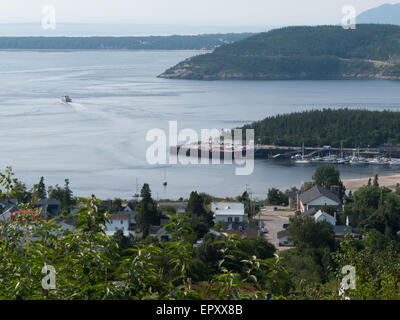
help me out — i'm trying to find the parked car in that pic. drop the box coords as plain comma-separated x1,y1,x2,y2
262,227,268,233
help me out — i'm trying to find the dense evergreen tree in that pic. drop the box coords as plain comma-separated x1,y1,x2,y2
345,184,400,238
267,188,289,206
14,181,32,203
312,165,345,201
34,177,46,200
287,216,336,251
136,184,161,238
110,198,123,213
48,179,76,214
186,191,214,240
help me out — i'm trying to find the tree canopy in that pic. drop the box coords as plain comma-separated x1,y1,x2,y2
242,108,400,148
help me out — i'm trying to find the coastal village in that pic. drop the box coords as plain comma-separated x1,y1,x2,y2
0,173,364,252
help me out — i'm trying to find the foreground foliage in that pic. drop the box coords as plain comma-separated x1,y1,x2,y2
1,167,399,300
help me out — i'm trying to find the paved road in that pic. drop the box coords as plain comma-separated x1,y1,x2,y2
259,210,295,250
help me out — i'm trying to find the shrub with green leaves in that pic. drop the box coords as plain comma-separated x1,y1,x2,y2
0,167,292,300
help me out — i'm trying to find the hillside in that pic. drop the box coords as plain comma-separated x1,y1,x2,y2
240,109,400,148
0,33,253,50
357,3,400,25
159,24,400,80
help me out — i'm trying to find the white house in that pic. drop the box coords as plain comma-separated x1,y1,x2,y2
211,202,246,223
314,210,336,226
298,185,342,213
105,213,133,237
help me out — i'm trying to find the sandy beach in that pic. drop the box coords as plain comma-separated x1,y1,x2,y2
343,174,400,191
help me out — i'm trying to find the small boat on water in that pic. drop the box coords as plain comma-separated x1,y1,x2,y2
322,154,337,163
61,95,72,103
295,143,310,163
162,168,167,187
310,157,323,162
390,159,400,166
291,153,302,160
295,158,310,164
350,156,366,165
335,157,348,164
368,157,387,165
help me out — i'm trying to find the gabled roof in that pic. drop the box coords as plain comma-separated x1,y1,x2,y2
149,225,161,235
301,207,318,218
299,185,341,205
334,225,355,234
0,204,19,221
211,203,245,216
314,210,336,225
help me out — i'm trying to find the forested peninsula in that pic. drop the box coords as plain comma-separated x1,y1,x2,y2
159,25,400,80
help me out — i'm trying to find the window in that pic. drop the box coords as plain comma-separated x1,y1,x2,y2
121,220,123,224
228,217,232,223
234,217,239,223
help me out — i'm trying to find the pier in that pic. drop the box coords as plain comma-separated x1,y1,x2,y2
170,143,395,160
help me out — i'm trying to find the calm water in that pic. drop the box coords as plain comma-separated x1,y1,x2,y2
1,50,400,200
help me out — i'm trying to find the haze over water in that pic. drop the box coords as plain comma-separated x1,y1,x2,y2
1,50,400,200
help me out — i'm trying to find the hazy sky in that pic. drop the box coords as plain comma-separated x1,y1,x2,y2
0,0,399,26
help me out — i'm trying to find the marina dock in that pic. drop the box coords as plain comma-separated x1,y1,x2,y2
170,143,399,161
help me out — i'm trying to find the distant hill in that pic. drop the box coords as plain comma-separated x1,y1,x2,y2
0,33,253,50
159,24,400,80
357,3,400,25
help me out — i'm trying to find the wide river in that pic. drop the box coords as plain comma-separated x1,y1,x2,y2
1,50,400,200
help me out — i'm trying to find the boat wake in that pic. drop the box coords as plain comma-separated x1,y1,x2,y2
66,102,87,112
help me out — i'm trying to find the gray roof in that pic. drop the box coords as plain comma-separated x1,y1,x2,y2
0,204,19,219
0,199,18,205
334,225,356,234
299,185,341,205
158,202,188,210
56,218,77,227
149,225,161,235
301,207,318,218
211,202,245,216
35,199,61,206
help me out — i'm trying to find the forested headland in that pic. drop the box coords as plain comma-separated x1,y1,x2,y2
241,109,400,148
159,24,400,80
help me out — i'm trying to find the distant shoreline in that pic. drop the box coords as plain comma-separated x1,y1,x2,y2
343,173,400,191
0,49,209,52
0,33,253,51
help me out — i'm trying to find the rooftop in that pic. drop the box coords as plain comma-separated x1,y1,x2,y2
211,202,245,216
299,185,341,205
110,213,130,221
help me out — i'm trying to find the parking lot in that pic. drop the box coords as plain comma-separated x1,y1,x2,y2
258,207,296,250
